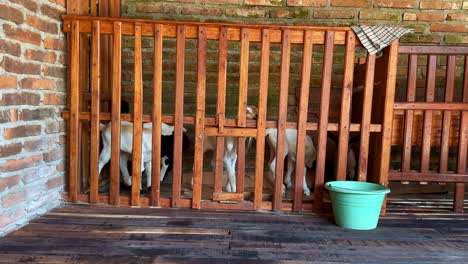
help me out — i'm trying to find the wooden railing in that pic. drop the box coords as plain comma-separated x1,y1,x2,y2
62,15,398,212
389,46,468,213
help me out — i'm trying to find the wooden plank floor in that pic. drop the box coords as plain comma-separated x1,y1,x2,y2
1,204,467,263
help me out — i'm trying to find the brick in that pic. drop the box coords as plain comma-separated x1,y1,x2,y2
420,1,462,9
0,76,18,89
43,93,66,105
20,78,56,90
246,0,283,6
270,9,310,18
225,8,266,17
4,125,41,140
431,23,468,33
40,4,63,20
199,0,239,4
0,207,26,228
403,13,416,21
0,110,19,123
42,65,65,78
1,57,41,75
180,6,223,16
314,10,354,19
23,137,57,152
44,38,65,51
10,0,38,12
0,92,40,106
25,49,57,64
400,34,442,44
0,155,43,173
331,0,370,7
0,175,20,192
135,3,177,13
287,0,326,6
46,176,63,190
444,34,468,44
3,24,41,47
0,4,24,24
43,148,64,162
447,13,468,22
375,0,415,8
45,121,66,133
56,162,65,172
416,13,445,22
0,39,21,57
25,15,58,34
359,11,400,21
0,143,22,159
20,108,56,121
48,0,66,7
2,190,26,208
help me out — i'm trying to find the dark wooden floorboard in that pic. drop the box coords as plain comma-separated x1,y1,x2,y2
1,204,468,263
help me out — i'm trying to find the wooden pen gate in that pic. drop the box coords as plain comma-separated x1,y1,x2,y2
389,46,468,213
62,16,398,212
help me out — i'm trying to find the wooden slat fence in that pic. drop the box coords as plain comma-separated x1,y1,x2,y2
62,15,396,212
389,46,468,213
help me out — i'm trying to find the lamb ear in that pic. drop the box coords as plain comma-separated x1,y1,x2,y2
99,123,106,131
161,123,175,136
182,127,187,132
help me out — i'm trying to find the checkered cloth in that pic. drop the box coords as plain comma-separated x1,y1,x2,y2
351,26,414,55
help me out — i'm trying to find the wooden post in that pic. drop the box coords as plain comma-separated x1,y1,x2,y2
273,29,291,211
401,55,418,173
109,21,122,205
439,55,456,173
89,21,101,204
336,31,355,181
192,27,207,209
253,29,270,210
357,54,376,182
69,20,80,203
151,24,163,206
455,56,468,213
293,30,313,212
131,23,143,207
172,25,185,208
313,31,334,212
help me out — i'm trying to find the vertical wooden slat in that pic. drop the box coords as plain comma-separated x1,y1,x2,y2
420,55,437,173
236,28,250,195
192,27,207,209
336,31,356,181
90,0,97,16
377,41,399,215
357,54,376,182
89,20,100,204
151,24,163,206
401,54,418,172
455,56,468,213
131,23,143,206
254,29,270,210
273,29,291,211
172,25,185,208
313,31,334,212
214,27,228,195
293,30,313,212
69,20,80,203
440,55,456,173
109,21,122,205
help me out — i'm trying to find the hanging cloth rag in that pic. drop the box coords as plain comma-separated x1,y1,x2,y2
351,25,414,55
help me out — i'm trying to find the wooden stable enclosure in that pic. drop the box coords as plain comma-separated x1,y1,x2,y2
388,46,468,213
62,15,399,212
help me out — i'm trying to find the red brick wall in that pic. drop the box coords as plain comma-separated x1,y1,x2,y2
0,0,66,235
122,0,468,45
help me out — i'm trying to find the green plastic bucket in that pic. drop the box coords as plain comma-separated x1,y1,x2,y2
325,181,390,230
